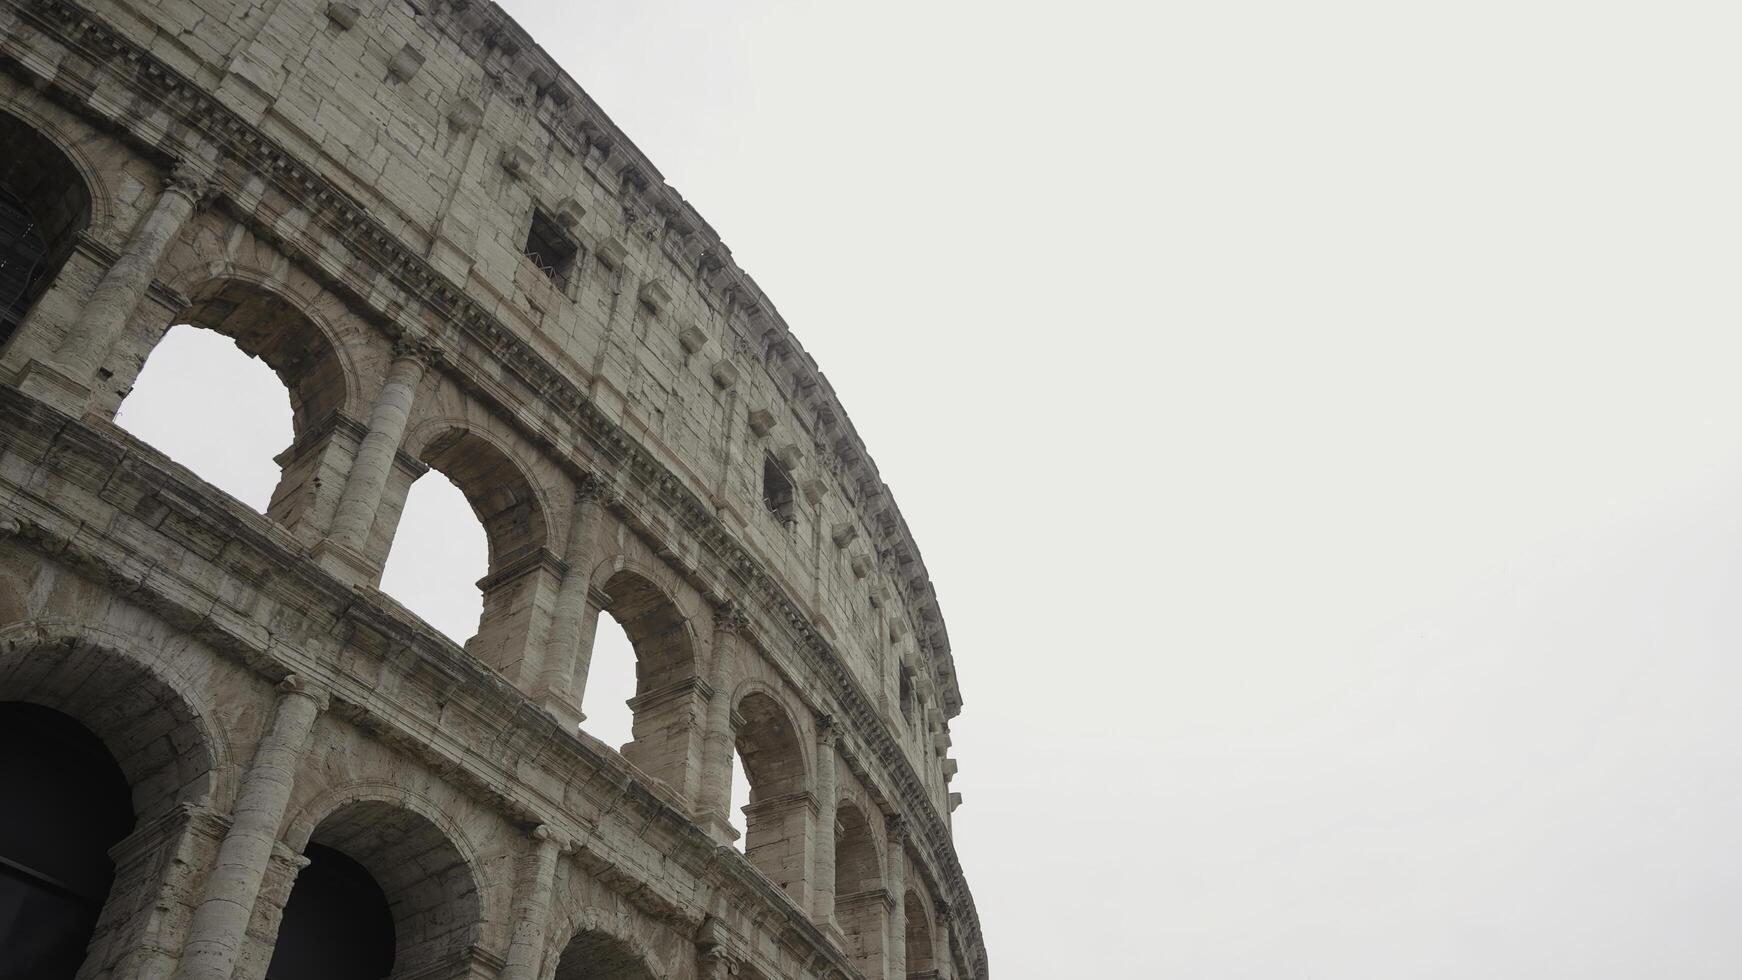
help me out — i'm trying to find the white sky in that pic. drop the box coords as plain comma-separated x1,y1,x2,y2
116,1,1742,976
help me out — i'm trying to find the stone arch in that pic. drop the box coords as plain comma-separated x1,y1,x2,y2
0,569,26,625
904,889,936,977
0,103,100,348
401,419,552,572
586,563,705,796
279,787,484,980
549,928,658,980
386,417,555,675
0,621,229,980
730,684,813,901
545,906,663,980
0,621,229,814
833,800,885,978
169,272,359,435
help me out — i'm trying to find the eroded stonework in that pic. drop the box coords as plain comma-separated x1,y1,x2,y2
0,0,983,977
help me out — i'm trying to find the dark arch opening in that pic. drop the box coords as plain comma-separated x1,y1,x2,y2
272,800,479,980
0,110,91,349
266,843,394,980
0,702,135,979
552,929,656,980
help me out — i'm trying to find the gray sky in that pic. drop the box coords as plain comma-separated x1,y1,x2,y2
118,1,1742,976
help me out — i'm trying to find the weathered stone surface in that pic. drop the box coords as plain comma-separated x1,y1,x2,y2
0,1,983,978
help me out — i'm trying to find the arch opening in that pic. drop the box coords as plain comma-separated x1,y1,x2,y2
732,691,808,894
551,928,656,980
381,427,547,661
272,800,479,980
0,703,134,979
116,280,350,531
904,891,936,977
579,612,637,751
0,640,216,980
585,570,701,792
0,110,92,349
834,801,884,977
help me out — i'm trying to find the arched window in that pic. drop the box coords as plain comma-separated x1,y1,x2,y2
585,570,702,796
733,691,809,900
114,280,350,538
0,110,91,351
273,801,478,980
378,471,488,644
116,324,290,512
0,703,134,979
379,427,549,668
834,801,885,978
579,612,638,751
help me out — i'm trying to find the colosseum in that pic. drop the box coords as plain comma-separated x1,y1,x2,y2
0,1,985,978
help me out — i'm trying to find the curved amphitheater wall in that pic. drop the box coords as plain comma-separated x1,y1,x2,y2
0,1,985,978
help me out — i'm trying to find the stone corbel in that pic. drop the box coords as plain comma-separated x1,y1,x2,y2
325,2,359,29
638,279,671,315
678,324,708,354
709,360,739,389
387,44,426,82
500,146,536,179
830,523,857,548
746,408,775,437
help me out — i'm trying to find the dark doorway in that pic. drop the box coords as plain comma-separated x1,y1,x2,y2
0,702,136,979
267,842,396,980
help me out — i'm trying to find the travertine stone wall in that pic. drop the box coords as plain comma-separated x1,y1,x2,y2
0,0,983,978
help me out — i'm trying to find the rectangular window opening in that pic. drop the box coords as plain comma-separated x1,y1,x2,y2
523,209,579,288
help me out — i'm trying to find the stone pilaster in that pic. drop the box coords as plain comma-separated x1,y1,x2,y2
171,675,328,980
317,339,435,578
530,476,606,727
20,160,212,413
811,716,839,929
695,603,748,843
885,820,908,980
498,825,565,980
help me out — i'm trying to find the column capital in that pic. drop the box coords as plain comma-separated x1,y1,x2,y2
276,673,330,710
712,602,750,635
391,335,443,369
817,713,839,748
886,815,909,847
164,158,218,207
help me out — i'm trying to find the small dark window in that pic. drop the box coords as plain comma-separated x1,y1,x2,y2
899,667,916,727
762,455,795,524
523,210,578,288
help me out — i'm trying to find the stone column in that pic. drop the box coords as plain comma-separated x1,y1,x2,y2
499,825,565,980
320,340,435,570
696,915,738,980
172,676,328,980
694,604,747,844
935,907,954,980
886,820,907,980
811,717,839,928
21,161,211,410
531,477,606,727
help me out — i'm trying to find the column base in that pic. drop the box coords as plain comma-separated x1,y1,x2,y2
310,538,376,586
694,811,741,847
539,690,584,734
15,357,93,414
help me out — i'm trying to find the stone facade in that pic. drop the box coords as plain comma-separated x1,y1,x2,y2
0,0,983,977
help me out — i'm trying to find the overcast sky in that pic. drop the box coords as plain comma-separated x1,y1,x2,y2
117,1,1742,976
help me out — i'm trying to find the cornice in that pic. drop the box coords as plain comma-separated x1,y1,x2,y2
2,3,983,972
